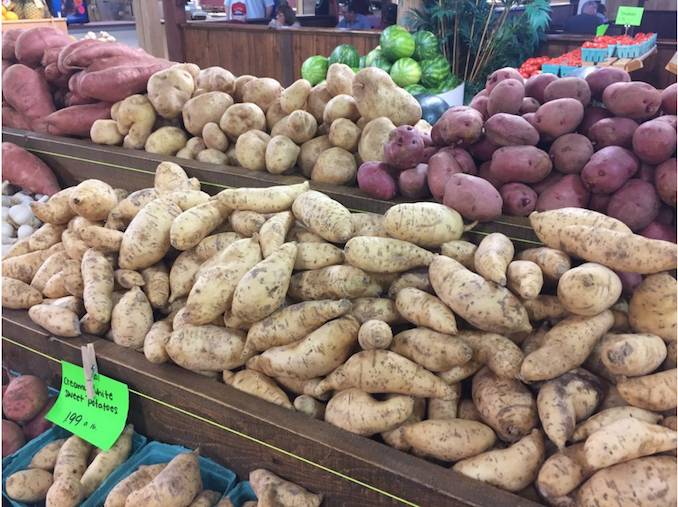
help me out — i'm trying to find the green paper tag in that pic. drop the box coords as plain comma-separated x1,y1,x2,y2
596,24,609,36
616,6,644,26
46,362,129,451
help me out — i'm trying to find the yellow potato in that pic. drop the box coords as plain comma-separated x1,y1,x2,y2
280,78,312,114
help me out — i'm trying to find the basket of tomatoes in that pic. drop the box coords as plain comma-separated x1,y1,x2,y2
517,56,551,79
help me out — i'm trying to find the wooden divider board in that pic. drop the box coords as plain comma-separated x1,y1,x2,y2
2,309,541,507
2,128,541,246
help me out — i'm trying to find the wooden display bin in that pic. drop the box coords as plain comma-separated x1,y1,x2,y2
1,17,68,33
1,128,541,246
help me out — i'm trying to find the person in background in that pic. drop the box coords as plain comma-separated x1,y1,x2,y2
596,3,609,24
563,0,602,34
336,2,371,29
224,0,274,21
375,1,397,29
269,4,301,27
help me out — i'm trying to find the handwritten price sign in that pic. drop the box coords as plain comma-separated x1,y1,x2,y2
47,361,129,450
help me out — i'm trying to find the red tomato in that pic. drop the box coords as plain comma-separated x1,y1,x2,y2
530,71,540,77
597,43,608,48
520,71,530,79
583,41,596,48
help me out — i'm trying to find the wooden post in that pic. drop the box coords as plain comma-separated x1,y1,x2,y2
397,0,422,26
133,0,168,59
162,0,188,62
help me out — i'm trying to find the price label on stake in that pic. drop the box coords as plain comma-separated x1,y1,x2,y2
615,6,644,27
46,361,129,450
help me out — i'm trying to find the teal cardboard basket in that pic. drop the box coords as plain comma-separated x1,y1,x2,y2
582,47,608,62
616,44,643,58
542,64,560,76
224,481,257,506
83,442,237,507
2,427,147,507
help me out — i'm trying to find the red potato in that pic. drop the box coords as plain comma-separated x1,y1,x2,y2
535,173,590,211
420,146,438,164
2,105,31,130
519,97,540,114
524,73,558,103
484,113,539,147
3,375,48,423
440,147,477,175
584,67,631,101
661,83,677,115
468,135,500,161
45,102,112,137
488,79,524,116
580,146,640,194
639,221,677,243
478,161,504,189
655,204,676,226
427,151,462,202
587,193,611,214
637,164,656,183
443,173,503,222
543,77,591,106
615,270,643,297
490,146,552,184
632,120,677,165
532,98,584,140
3,420,25,458
436,107,483,147
500,183,537,217
2,64,56,133
384,125,425,170
22,397,56,441
2,28,24,61
606,179,660,232
522,112,535,123
357,162,398,200
577,106,614,137
14,28,72,67
75,61,173,103
399,164,430,199
469,95,489,120
485,67,524,93
587,117,638,151
530,169,565,195
654,158,676,207
549,133,594,174
603,81,662,120
2,143,60,196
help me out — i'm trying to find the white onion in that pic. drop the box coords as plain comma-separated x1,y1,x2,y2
12,192,33,205
38,195,49,203
17,224,35,240
2,221,15,238
9,204,33,226
2,196,12,207
2,235,18,245
1,207,9,220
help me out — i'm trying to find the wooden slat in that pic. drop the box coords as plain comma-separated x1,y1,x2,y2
1,310,541,507
1,128,541,245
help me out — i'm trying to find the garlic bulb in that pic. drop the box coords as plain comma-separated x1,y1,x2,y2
2,221,15,238
1,207,9,220
17,224,35,240
8,204,33,226
2,196,12,207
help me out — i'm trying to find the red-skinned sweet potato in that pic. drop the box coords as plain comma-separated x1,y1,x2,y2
2,375,48,423
2,105,31,130
45,102,112,137
639,221,677,243
661,83,677,115
587,117,638,151
2,64,55,133
357,161,398,200
580,146,640,194
443,173,503,221
577,106,614,137
549,133,593,174
15,27,72,67
3,420,25,458
2,28,24,62
524,73,558,103
427,151,462,202
60,41,147,71
44,63,71,88
500,182,537,217
632,120,677,165
655,158,677,207
2,142,60,196
84,55,163,74
543,77,591,106
22,397,56,441
606,179,660,232
41,46,63,67
56,38,99,73
399,163,430,199
602,81,661,120
484,113,539,147
585,67,631,102
75,61,173,102
490,146,552,184
535,174,589,211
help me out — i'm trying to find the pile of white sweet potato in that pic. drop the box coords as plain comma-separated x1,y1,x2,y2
1,164,676,507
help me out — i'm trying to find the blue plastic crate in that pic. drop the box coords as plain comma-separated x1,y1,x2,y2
84,442,237,507
607,45,616,57
582,47,608,62
2,426,147,507
616,44,643,58
541,64,560,76
224,481,258,507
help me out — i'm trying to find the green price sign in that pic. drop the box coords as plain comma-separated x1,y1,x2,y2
46,361,129,450
596,24,609,36
616,6,644,26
